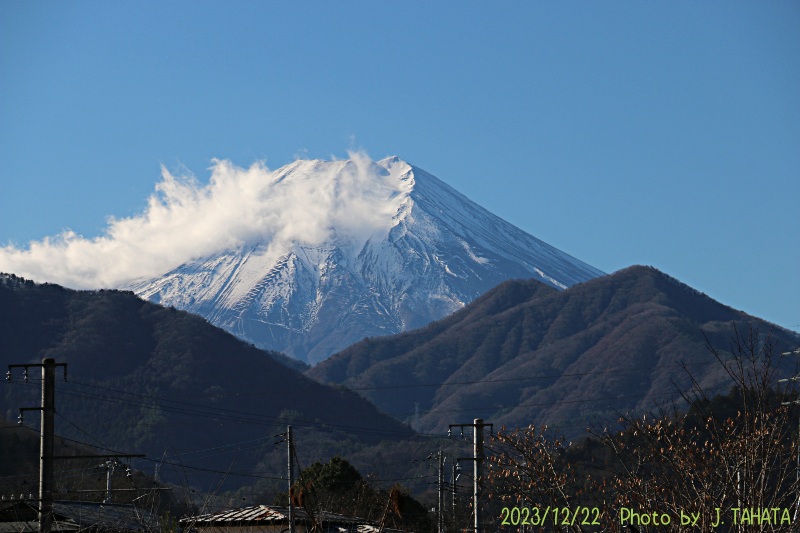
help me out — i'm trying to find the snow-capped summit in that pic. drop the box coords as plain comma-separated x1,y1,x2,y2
127,156,603,364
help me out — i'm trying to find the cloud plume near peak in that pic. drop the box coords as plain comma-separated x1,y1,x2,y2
0,151,414,289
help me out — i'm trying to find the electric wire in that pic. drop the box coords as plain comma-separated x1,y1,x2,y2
0,377,754,509
7,381,420,441
3,358,743,476
144,379,728,468
22,355,724,433
58,414,293,480
406,384,734,417
52,383,423,440
66,358,723,398
55,383,682,439
5,354,737,446
69,368,724,426
7,374,739,446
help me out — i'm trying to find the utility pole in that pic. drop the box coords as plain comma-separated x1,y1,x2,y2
8,358,66,533
473,418,483,533
288,425,295,533
8,361,146,531
424,450,446,533
449,419,492,533
437,450,444,533
40,359,55,533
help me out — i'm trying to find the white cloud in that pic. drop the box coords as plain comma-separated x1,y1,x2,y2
0,150,412,289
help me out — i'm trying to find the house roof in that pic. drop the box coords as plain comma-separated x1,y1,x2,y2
180,505,372,527
0,500,159,532
180,505,412,533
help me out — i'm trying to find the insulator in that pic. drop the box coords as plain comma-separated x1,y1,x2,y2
126,467,132,478
447,428,451,438
5,370,11,383
23,368,28,383
17,413,23,426
63,368,68,382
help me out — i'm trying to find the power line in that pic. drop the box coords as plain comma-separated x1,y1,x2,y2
55,412,111,449
36,415,289,482
70,377,723,430
161,435,280,460
6,355,737,446
53,383,422,439
0,466,108,482
10,374,739,443
409,384,734,417
10,381,423,440
66,359,724,399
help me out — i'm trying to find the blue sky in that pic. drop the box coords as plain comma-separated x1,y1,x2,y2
1,1,798,332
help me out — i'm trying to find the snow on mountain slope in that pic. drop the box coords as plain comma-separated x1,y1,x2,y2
126,156,604,364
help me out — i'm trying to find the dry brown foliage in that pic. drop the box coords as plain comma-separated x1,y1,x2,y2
486,326,800,533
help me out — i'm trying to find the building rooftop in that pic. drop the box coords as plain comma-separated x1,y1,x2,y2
0,500,159,532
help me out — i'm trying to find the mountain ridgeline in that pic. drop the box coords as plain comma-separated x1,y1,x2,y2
0,273,415,491
125,157,603,364
307,266,800,434
3,266,798,499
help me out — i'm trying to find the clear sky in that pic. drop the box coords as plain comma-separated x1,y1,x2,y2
1,1,798,332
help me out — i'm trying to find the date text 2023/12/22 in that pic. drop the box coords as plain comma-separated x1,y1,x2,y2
499,507,601,527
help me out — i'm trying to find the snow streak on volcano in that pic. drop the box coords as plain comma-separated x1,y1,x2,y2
126,155,604,364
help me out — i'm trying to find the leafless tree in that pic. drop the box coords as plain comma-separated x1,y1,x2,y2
485,325,800,533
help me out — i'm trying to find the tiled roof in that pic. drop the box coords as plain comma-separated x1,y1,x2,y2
181,505,372,527
0,521,79,533
0,500,159,532
184,505,285,523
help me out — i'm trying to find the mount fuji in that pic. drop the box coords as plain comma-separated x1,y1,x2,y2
126,156,604,364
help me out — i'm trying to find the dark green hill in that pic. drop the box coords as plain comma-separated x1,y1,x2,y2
307,266,800,434
0,273,416,493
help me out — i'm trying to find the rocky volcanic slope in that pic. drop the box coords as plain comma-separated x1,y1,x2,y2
307,266,800,434
127,157,603,364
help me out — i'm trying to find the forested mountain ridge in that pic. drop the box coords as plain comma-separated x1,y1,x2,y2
0,273,415,491
307,265,800,434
